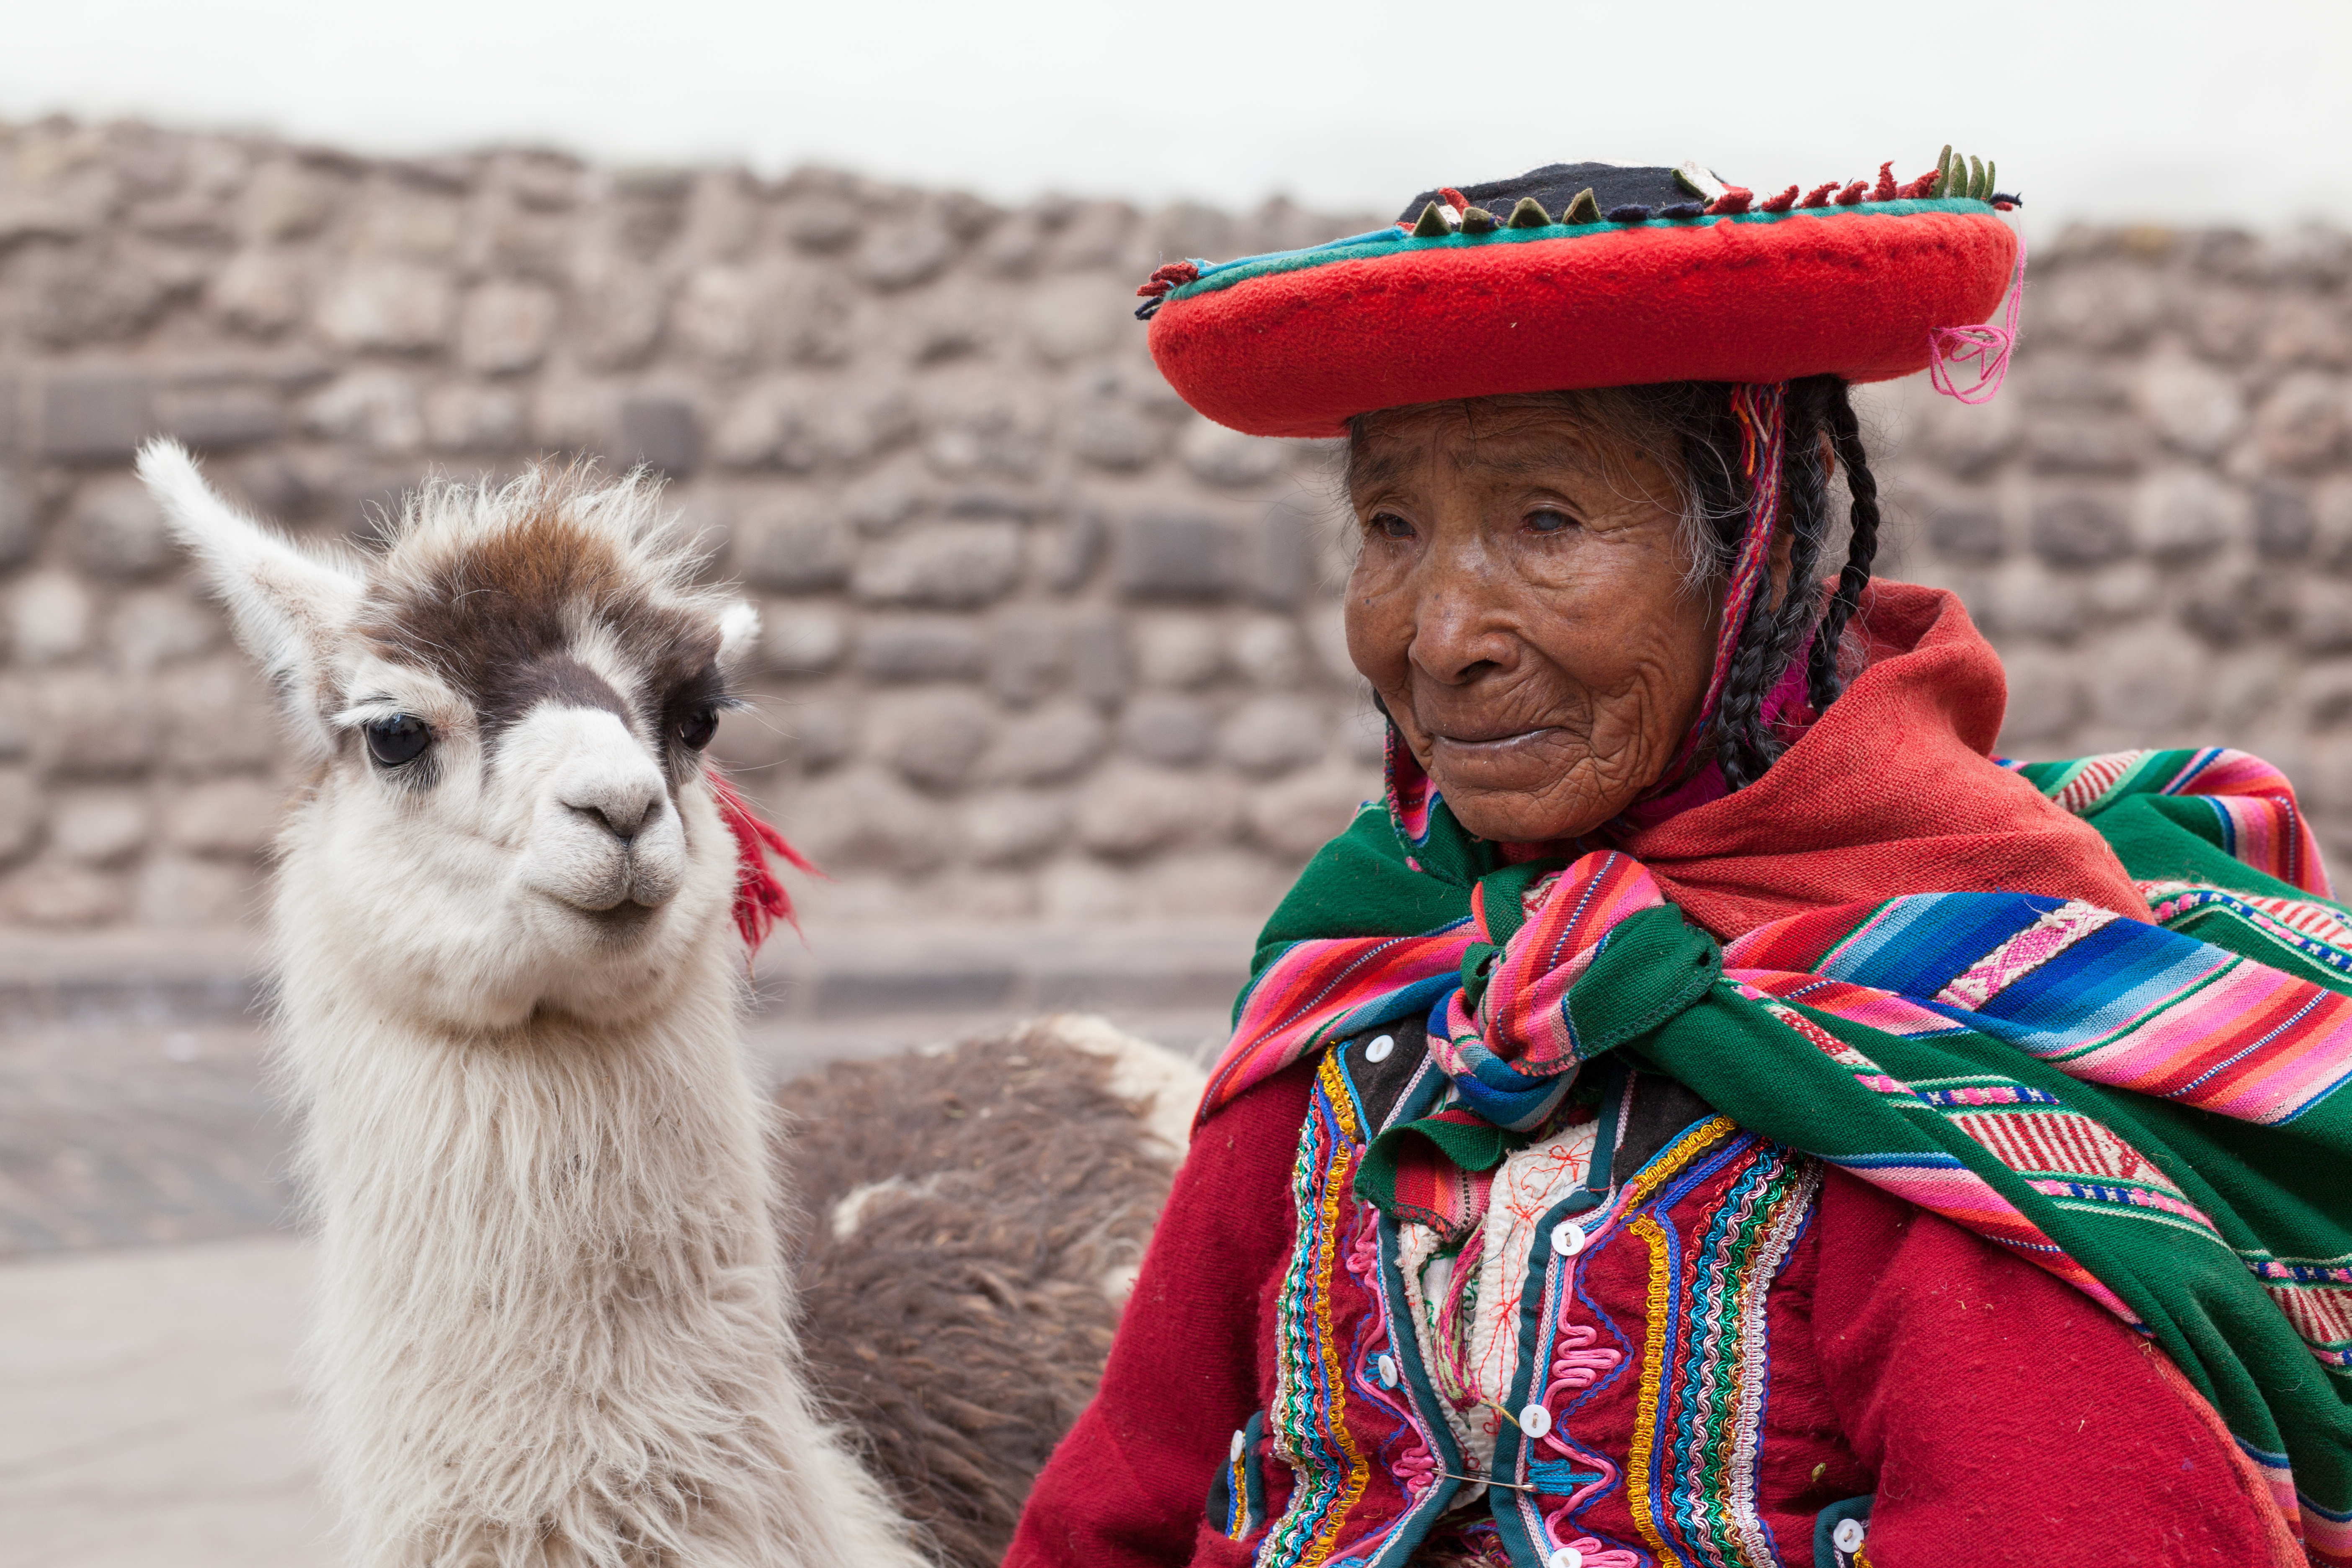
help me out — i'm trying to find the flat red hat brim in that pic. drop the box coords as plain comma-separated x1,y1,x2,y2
1148,204,2018,438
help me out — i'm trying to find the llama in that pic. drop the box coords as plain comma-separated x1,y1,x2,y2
135,441,1196,1568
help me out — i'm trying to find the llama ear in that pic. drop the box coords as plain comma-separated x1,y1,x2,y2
716,599,760,670
137,439,364,757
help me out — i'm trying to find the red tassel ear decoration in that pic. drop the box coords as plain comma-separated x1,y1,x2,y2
709,772,820,953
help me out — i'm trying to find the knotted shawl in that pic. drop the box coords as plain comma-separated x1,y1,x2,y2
1207,586,2352,1560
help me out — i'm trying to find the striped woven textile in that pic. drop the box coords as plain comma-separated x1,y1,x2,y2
1209,749,2352,1561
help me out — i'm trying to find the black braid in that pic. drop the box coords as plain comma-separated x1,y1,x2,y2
1811,381,1881,711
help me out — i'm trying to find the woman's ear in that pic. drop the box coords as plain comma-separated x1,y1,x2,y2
137,439,364,761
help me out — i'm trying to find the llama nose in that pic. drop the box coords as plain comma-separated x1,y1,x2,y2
565,779,665,842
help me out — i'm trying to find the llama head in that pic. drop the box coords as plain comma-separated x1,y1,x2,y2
139,440,763,1031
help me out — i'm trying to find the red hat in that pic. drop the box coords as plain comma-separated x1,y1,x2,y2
1140,152,2020,438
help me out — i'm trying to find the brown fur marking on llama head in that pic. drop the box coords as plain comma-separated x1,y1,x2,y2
357,470,727,766
776,1017,1188,1568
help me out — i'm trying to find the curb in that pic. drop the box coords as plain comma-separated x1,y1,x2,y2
0,923,1258,1031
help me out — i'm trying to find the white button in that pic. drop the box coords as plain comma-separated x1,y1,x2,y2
1364,1033,1395,1063
1832,1518,1866,1554
1518,1403,1552,1439
1230,1428,1247,1462
1548,1548,1583,1568
1551,1220,1587,1256
1376,1354,1399,1388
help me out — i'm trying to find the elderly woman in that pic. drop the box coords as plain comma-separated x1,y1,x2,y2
1008,159,2352,1568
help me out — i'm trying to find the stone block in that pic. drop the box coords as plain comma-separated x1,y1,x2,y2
1248,498,1321,606
155,659,275,776
990,617,1066,708
1994,647,2086,745
109,587,222,671
988,702,1107,785
1067,402,1166,472
671,266,759,367
0,766,39,861
1221,695,1326,777
758,607,847,675
2132,356,2245,456
424,384,526,452
842,468,926,536
2024,414,2146,476
241,161,336,241
134,854,255,926
2249,371,2347,472
2295,580,2352,656
734,500,854,593
2315,479,2352,574
1133,615,1226,689
1338,704,1388,765
9,574,92,665
616,395,700,477
574,264,670,369
852,522,1024,608
1978,561,2087,644
1923,501,2004,562
855,616,985,682
1908,392,2017,480
1117,509,1236,600
1246,765,1376,861
857,216,955,291
2254,482,2316,560
781,199,860,253
68,479,173,580
305,370,424,454
161,777,281,856
786,766,958,874
2133,469,2240,561
874,689,995,792
2032,263,2162,352
2085,628,2206,734
1074,763,1240,859
458,281,559,374
208,250,307,336
50,789,149,866
2179,567,2291,650
315,262,455,352
1179,420,1289,488
1232,616,1308,688
1022,276,1133,365
0,474,28,573
1037,509,1105,593
1047,202,1136,271
961,790,1069,867
0,862,130,927
1118,693,1216,768
161,387,285,449
40,370,157,462
2027,491,2132,567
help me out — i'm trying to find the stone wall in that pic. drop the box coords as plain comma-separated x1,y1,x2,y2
0,115,2347,930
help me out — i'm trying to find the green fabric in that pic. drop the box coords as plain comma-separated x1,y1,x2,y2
1259,765,2352,1527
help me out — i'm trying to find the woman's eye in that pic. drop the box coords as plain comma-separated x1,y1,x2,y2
364,714,431,767
677,705,718,751
1526,508,1578,535
1368,512,1416,541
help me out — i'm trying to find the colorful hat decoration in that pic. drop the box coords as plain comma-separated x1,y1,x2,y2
1139,149,2022,437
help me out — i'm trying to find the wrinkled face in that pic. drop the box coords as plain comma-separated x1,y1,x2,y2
1344,397,1718,843
141,447,758,1034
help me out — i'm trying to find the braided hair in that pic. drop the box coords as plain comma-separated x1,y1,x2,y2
1611,374,1883,790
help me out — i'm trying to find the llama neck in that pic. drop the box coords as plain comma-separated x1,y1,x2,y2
278,941,916,1568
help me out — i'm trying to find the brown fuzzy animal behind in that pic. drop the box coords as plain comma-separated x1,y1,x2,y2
774,1018,1185,1567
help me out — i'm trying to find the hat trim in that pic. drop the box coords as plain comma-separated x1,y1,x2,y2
1164,195,2006,307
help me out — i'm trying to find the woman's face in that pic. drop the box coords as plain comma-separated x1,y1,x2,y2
1343,397,1718,843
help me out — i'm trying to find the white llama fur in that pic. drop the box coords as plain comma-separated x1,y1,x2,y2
137,441,926,1568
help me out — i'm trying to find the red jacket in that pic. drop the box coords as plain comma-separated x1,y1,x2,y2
1008,1058,2298,1568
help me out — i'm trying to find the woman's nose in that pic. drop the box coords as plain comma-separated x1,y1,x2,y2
1408,546,1517,686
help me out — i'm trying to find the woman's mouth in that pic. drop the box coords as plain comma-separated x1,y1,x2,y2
1429,725,1563,759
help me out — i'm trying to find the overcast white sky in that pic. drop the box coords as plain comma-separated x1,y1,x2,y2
3,0,2344,235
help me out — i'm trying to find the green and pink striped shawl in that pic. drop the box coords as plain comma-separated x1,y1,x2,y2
1210,748,2352,1561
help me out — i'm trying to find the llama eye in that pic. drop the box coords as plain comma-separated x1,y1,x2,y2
677,706,718,751
365,714,431,767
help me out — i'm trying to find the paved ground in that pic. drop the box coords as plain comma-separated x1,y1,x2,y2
0,986,1235,1567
